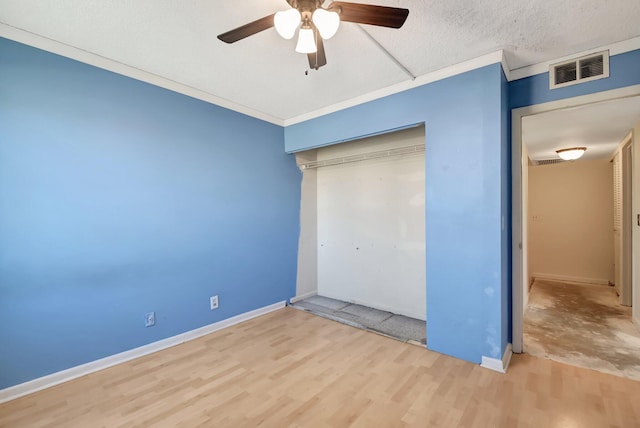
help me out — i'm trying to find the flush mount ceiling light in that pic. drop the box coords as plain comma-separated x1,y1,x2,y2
218,0,409,71
556,147,587,161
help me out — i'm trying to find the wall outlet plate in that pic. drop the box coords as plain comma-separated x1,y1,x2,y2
210,295,219,310
145,311,155,327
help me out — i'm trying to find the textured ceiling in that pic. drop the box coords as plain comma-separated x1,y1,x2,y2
1,0,639,121
523,96,640,161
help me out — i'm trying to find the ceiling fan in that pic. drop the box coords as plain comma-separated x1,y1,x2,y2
217,0,409,70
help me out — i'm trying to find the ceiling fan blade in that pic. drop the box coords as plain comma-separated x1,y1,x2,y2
328,2,409,28
217,14,275,43
308,30,327,70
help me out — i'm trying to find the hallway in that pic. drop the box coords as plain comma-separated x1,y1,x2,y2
524,279,640,380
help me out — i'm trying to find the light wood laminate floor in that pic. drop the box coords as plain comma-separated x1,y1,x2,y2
1,308,639,427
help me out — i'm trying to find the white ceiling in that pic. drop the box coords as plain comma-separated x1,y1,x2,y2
523,96,640,161
1,0,639,122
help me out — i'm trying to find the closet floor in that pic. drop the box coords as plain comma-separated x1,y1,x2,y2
290,295,426,345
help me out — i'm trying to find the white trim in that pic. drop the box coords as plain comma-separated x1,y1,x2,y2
0,22,503,127
289,291,317,304
610,131,633,162
0,23,284,126
0,301,286,404
480,344,512,374
510,36,640,81
511,84,640,355
480,356,503,372
511,105,525,353
500,51,512,82
532,273,609,286
283,51,505,126
503,343,513,371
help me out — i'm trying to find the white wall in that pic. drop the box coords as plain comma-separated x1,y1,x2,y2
294,150,318,299
528,159,614,284
316,126,426,320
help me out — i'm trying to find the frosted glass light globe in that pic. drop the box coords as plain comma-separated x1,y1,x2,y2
274,9,301,40
295,28,317,53
312,8,340,39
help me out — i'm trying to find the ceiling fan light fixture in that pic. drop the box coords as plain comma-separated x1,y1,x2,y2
556,147,587,161
274,8,301,39
312,8,340,39
295,27,317,53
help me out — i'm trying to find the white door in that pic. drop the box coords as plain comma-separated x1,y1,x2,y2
614,141,633,307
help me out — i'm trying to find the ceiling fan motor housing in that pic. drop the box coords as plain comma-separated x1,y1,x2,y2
286,0,325,12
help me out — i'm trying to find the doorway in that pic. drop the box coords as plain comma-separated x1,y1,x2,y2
512,87,640,378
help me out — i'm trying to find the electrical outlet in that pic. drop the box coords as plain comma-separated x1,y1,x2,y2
210,295,219,310
145,311,155,327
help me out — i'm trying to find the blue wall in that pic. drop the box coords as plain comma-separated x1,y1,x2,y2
5,33,635,391
285,64,510,364
510,49,640,109
500,69,512,351
0,38,301,389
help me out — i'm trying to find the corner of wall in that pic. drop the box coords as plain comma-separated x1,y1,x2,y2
480,343,513,374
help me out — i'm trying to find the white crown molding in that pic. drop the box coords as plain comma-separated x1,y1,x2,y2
4,21,638,127
0,301,286,404
500,50,512,82
0,23,284,126
284,50,505,126
510,36,640,81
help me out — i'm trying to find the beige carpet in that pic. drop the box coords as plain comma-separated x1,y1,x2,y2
524,279,640,380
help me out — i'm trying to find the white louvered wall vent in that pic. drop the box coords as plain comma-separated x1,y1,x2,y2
533,159,565,166
549,51,609,89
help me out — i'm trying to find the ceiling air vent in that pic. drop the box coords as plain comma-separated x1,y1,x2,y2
533,159,565,166
549,51,609,89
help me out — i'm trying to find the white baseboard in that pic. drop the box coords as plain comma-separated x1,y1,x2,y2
481,343,513,374
289,291,317,304
502,343,513,371
0,301,286,404
532,273,609,286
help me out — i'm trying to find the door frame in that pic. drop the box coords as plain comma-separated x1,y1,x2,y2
622,138,634,306
511,84,640,353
